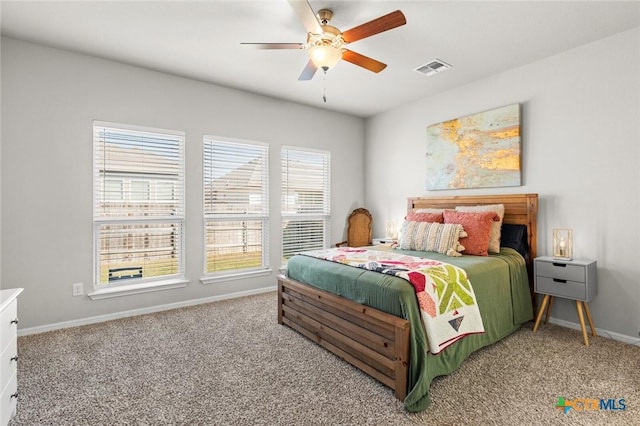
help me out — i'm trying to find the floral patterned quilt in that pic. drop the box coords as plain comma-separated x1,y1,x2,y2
300,247,485,354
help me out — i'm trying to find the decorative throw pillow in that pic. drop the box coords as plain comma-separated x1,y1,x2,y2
398,220,466,257
443,210,499,256
455,204,505,254
405,212,444,223
501,223,528,259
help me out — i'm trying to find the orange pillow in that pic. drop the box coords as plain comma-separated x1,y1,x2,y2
405,212,444,223
443,210,499,256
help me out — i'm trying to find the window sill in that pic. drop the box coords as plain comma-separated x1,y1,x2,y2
200,268,272,285
88,277,188,300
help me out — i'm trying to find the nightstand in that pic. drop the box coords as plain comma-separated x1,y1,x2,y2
532,256,597,346
372,238,397,246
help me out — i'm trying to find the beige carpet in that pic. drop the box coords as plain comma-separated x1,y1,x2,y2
10,292,640,425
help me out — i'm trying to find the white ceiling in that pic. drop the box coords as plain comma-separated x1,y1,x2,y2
2,1,640,117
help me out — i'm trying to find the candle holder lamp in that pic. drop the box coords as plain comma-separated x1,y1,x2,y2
553,228,573,260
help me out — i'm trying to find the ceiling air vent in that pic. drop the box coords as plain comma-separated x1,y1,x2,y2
415,59,452,77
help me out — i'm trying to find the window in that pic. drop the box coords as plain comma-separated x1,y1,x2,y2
130,180,150,201
156,181,175,201
93,122,185,290
281,147,330,261
104,179,124,201
203,137,269,278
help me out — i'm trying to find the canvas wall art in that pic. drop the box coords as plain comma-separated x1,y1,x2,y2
426,103,521,190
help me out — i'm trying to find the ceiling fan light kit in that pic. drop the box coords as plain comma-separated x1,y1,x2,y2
308,45,342,70
306,16,344,71
241,0,406,82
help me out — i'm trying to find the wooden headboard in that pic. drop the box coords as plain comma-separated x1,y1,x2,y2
407,193,539,300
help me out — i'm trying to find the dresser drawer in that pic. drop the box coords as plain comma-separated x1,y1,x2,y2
0,338,17,395
0,300,17,352
536,261,585,282
535,276,587,300
0,372,17,426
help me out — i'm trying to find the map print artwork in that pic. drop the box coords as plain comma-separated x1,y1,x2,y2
426,103,521,190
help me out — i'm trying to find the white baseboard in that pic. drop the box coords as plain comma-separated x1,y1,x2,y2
547,317,640,346
18,286,277,337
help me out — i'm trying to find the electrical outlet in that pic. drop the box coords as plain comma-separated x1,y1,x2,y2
72,282,84,297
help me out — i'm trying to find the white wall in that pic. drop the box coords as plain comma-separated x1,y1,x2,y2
365,28,640,340
0,37,365,329
0,35,2,289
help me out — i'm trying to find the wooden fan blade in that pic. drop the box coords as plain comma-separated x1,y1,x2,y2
240,43,305,50
298,60,318,81
288,0,322,34
342,50,387,73
342,10,406,43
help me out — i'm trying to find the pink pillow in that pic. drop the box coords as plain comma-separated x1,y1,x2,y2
405,212,444,223
443,210,499,256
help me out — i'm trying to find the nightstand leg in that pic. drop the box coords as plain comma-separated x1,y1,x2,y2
533,294,550,332
576,301,589,347
583,302,597,337
544,296,554,324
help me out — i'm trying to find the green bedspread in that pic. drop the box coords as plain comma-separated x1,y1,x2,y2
285,246,533,412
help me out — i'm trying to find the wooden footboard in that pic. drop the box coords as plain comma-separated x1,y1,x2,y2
278,274,411,401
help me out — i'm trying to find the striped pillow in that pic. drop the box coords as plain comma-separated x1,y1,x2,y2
398,221,467,256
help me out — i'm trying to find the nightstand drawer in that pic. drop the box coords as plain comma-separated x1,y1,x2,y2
0,372,17,426
536,261,585,282
372,238,397,246
0,338,17,394
536,276,586,300
0,300,17,352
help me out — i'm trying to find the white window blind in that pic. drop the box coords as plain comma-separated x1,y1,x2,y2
281,147,330,261
203,137,269,275
93,122,185,288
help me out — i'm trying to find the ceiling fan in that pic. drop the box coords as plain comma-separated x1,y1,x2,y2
241,0,407,81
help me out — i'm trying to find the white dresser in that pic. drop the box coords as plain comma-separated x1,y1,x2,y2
0,288,22,426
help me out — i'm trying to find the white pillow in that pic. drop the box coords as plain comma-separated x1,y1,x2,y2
455,204,505,254
414,208,446,214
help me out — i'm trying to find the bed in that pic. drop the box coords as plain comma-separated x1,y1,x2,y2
278,193,538,412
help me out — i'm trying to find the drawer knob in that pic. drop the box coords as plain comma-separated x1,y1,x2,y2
11,355,18,362
10,392,18,399
553,278,567,283
552,263,567,267
10,318,19,325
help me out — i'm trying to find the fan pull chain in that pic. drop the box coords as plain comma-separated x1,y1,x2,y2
322,68,327,103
